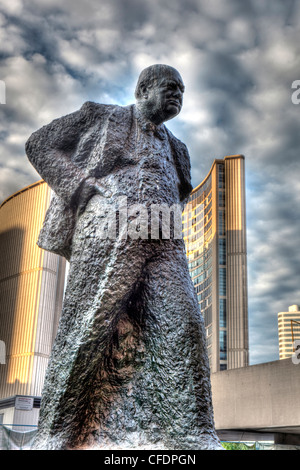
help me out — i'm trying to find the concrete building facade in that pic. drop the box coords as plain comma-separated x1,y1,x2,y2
0,180,66,429
182,155,249,373
211,357,300,446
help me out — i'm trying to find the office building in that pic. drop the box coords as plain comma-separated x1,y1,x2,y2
0,180,66,429
182,155,249,373
278,305,300,360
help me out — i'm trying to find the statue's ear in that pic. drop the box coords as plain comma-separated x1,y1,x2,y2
140,84,148,99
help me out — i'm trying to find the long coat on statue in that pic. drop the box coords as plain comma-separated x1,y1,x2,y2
25,101,221,451
26,101,192,261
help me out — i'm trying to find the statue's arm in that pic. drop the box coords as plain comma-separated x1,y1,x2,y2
25,102,106,207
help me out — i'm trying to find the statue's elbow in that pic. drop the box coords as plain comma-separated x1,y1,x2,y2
25,128,44,165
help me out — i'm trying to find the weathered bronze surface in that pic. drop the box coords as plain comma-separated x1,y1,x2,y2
26,65,222,450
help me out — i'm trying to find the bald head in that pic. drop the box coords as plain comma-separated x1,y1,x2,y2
135,64,184,99
135,64,185,125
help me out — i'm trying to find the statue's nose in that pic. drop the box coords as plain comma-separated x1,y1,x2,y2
172,88,182,99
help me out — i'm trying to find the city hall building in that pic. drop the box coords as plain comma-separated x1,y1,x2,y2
0,181,66,430
183,155,249,373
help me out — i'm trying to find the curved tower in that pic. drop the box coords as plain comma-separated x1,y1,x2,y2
183,155,249,373
0,180,66,400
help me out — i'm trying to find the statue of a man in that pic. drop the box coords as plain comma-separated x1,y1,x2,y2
26,64,221,450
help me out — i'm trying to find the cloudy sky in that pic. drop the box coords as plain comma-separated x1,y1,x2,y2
0,0,299,365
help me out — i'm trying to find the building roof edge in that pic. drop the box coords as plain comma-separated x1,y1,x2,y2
0,180,45,210
191,154,244,194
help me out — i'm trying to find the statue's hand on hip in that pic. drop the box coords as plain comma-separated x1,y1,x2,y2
76,177,112,217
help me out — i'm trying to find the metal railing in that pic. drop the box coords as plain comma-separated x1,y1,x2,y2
0,424,37,450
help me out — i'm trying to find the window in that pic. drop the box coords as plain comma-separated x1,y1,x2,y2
219,211,225,236
204,306,212,328
219,268,226,296
219,238,226,265
220,330,227,360
218,165,225,189
218,191,225,207
219,299,226,328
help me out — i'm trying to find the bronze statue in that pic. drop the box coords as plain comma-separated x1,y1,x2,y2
26,64,221,450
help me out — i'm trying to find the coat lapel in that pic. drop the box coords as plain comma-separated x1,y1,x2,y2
38,104,191,260
165,127,193,202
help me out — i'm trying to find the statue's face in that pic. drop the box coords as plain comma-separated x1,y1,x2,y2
147,76,184,123
137,69,185,125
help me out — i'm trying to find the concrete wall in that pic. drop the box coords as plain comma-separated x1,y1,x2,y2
211,358,300,432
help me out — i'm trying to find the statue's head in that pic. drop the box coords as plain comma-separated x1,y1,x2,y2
135,64,185,126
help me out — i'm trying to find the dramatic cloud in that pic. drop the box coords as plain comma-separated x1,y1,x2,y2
0,0,299,364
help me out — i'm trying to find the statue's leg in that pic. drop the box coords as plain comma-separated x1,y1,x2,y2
132,240,222,450
83,239,222,450
33,208,149,450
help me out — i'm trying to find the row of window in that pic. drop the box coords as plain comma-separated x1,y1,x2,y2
278,325,300,330
220,330,227,360
219,298,227,328
219,267,226,296
204,306,212,328
218,165,225,189
194,275,212,296
195,193,211,214
184,210,212,237
184,197,212,223
205,227,213,242
189,216,212,238
204,200,212,216
219,238,226,265
185,199,225,236
219,190,225,208
190,180,212,203
191,263,212,281
279,336,300,342
278,316,300,320
200,294,212,313
197,285,212,302
278,330,300,336
188,245,212,269
219,210,225,236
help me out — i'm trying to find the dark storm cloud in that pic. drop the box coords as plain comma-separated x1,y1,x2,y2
0,0,300,364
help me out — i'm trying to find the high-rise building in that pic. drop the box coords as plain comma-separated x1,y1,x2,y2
182,155,249,373
0,180,66,429
278,305,300,360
